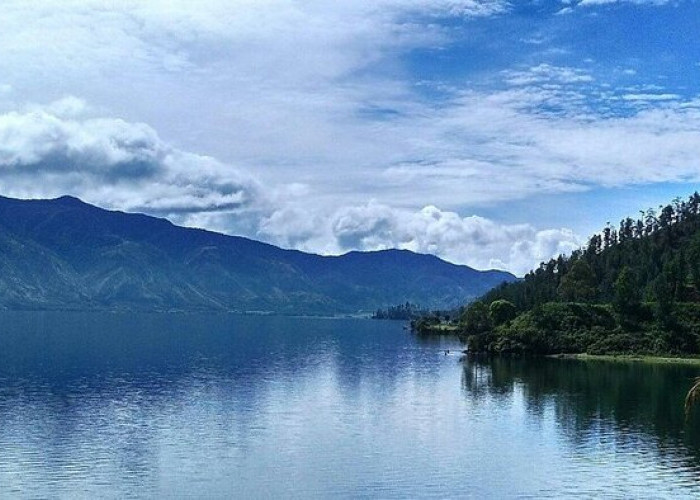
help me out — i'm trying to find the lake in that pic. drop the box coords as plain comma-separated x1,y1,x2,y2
1,313,700,498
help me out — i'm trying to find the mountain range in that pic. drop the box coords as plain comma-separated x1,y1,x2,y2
0,195,516,314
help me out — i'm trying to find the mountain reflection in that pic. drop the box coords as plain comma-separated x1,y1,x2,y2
3,313,700,497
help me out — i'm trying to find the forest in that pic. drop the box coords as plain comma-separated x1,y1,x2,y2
372,302,429,320
460,192,700,355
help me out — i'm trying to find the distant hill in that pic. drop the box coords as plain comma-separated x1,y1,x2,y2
0,195,515,314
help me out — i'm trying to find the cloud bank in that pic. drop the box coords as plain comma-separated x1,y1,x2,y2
0,99,588,275
0,1,697,275
260,203,583,275
0,101,263,231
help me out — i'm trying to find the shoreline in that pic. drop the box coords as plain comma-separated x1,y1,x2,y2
548,353,700,366
412,324,460,334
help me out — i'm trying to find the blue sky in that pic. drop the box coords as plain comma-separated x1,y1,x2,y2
0,0,698,274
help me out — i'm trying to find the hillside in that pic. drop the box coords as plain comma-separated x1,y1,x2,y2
0,195,515,314
460,192,700,355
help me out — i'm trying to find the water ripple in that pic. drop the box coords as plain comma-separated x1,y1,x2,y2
0,313,699,497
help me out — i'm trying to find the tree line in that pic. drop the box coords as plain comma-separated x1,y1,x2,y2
459,192,700,355
484,192,700,313
373,302,432,320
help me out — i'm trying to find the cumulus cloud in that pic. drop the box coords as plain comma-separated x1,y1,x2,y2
0,101,263,232
0,1,697,214
259,202,584,275
0,2,696,277
0,96,587,275
0,1,509,169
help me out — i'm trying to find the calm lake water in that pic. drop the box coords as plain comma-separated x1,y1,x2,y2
2,313,700,498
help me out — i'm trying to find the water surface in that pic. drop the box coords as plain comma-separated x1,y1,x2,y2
1,313,700,498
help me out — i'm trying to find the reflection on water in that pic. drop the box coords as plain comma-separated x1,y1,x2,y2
462,355,700,497
0,312,700,498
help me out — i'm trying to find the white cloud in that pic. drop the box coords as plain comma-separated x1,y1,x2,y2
0,98,590,275
577,0,670,5
0,2,697,277
259,202,584,275
41,96,90,118
0,101,264,233
503,64,594,86
353,86,700,209
621,93,680,101
4,76,700,275
0,98,589,275
0,1,696,216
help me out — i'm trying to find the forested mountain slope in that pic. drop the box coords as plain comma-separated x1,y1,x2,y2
0,195,515,314
460,193,700,355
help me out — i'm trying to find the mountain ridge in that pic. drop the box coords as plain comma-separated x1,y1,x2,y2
0,195,516,314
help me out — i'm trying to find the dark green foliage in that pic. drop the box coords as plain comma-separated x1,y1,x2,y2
461,301,491,334
558,260,597,302
490,303,619,354
653,270,675,329
466,302,700,355
460,191,700,355
489,299,517,326
412,315,441,333
462,300,517,351
373,302,428,320
613,266,641,323
480,192,700,312
689,233,700,291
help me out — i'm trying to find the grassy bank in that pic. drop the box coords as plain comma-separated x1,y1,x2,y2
549,353,700,365
412,322,459,334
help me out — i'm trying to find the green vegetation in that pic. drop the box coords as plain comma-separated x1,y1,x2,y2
460,192,700,356
372,302,429,320
410,313,459,334
551,354,700,365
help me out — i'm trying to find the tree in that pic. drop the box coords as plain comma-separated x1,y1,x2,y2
603,224,612,249
691,192,700,217
489,299,517,326
645,208,658,235
689,234,700,292
661,254,686,302
620,217,634,241
613,266,640,316
659,204,674,228
653,272,674,329
471,191,700,355
558,260,597,302
461,301,491,334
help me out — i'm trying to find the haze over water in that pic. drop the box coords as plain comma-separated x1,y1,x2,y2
1,313,700,498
